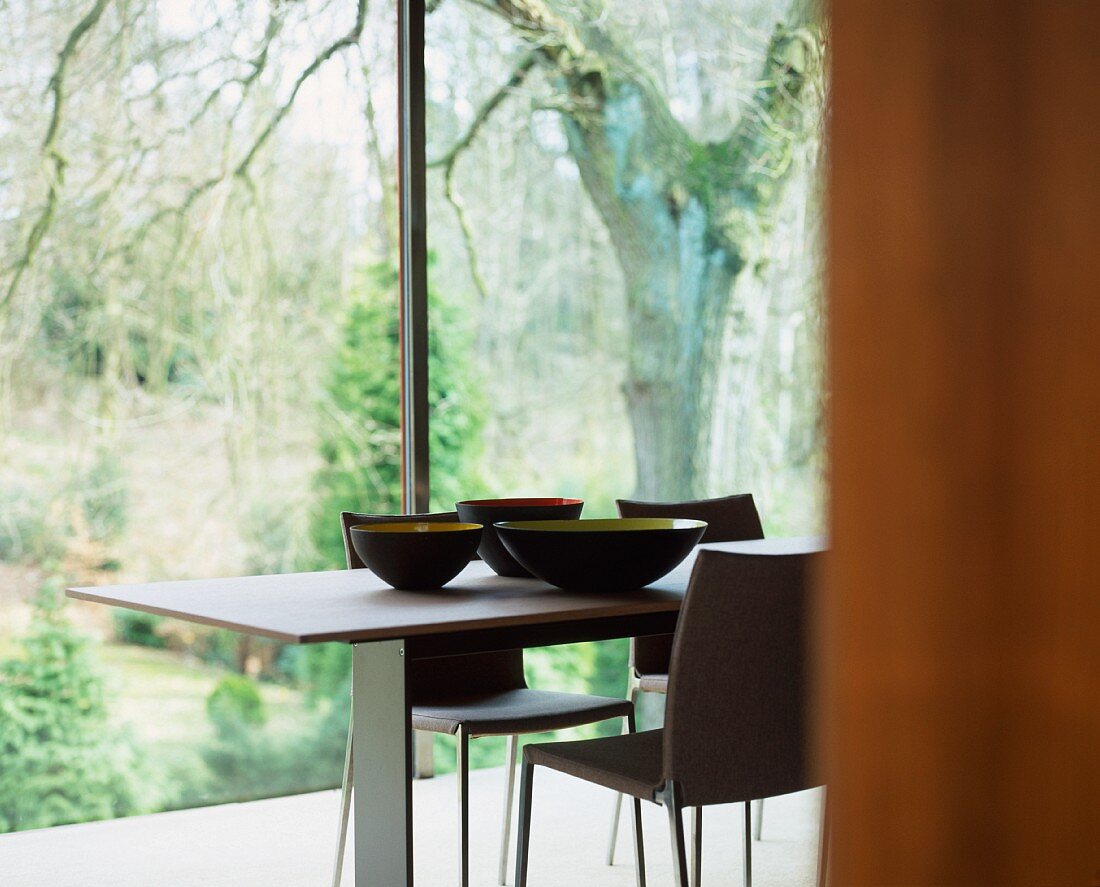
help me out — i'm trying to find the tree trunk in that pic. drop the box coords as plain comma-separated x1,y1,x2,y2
616,209,741,500
564,93,745,499
470,0,819,499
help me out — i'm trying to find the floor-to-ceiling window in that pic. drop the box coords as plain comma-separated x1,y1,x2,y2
424,0,824,525
0,0,824,831
0,0,400,830
423,0,825,735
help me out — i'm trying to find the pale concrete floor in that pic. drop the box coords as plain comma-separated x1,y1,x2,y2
0,765,823,886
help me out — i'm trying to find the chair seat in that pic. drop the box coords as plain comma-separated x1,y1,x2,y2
412,689,632,737
524,728,665,801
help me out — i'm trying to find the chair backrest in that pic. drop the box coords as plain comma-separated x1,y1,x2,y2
339,511,524,697
615,493,764,544
662,549,815,807
616,494,765,677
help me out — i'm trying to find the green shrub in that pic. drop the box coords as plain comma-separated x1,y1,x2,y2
200,679,348,801
242,497,312,576
1,449,128,566
280,642,352,708
0,483,64,564
75,448,129,542
307,258,487,570
112,610,166,648
194,628,243,671
0,579,149,832
206,674,266,738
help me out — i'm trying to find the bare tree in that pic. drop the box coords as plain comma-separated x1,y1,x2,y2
440,0,823,497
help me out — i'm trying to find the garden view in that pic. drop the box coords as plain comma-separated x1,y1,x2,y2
0,0,824,832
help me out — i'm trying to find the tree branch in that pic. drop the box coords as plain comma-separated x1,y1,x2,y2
2,0,112,313
127,54,238,105
429,50,537,302
441,164,490,302
469,0,586,60
466,0,819,241
722,9,823,213
232,0,367,179
135,0,368,239
429,50,537,170
467,0,693,184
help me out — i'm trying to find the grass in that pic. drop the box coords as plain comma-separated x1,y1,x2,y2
1,620,327,816
87,640,612,801
91,642,346,813
97,643,310,752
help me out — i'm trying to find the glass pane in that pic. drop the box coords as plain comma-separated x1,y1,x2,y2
424,0,825,730
0,0,397,830
425,0,825,525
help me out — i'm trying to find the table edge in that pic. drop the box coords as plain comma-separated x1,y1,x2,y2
65,586,683,646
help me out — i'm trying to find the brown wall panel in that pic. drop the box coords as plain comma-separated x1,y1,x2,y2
825,2,1100,884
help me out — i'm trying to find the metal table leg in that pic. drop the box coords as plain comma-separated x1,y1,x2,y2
353,640,413,887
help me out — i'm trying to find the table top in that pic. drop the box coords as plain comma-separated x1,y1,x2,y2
66,536,825,645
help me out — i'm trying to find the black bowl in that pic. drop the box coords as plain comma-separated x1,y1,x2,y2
349,522,482,590
494,518,707,592
455,498,583,577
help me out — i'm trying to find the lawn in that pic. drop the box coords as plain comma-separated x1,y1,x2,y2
91,642,335,812
98,643,310,750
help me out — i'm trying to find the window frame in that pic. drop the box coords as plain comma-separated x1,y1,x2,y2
397,0,430,513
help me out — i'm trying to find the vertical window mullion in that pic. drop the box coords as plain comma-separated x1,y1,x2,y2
397,0,430,514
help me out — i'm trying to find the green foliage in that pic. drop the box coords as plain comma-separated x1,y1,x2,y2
112,610,166,649
75,449,129,543
308,257,487,569
0,482,64,564
297,257,488,749
205,675,266,738
200,675,348,801
0,448,128,566
0,579,149,832
526,638,628,735
193,628,244,672
0,0,824,826
522,638,629,741
279,642,352,708
241,498,313,577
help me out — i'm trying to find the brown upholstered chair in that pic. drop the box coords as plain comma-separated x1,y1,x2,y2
332,511,635,887
608,494,767,877
515,550,825,887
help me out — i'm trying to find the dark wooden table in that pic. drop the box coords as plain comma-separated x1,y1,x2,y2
68,535,824,886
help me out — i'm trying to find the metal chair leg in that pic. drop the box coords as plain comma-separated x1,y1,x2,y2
514,760,535,887
742,800,752,887
607,680,640,865
498,734,519,885
415,729,435,779
606,786,623,865
690,807,702,887
664,783,690,887
332,709,354,887
631,794,647,887
457,727,470,887
817,787,830,887
753,798,764,841
626,709,646,887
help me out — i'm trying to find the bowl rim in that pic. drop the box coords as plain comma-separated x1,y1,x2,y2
456,497,583,508
494,518,707,533
351,522,483,534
